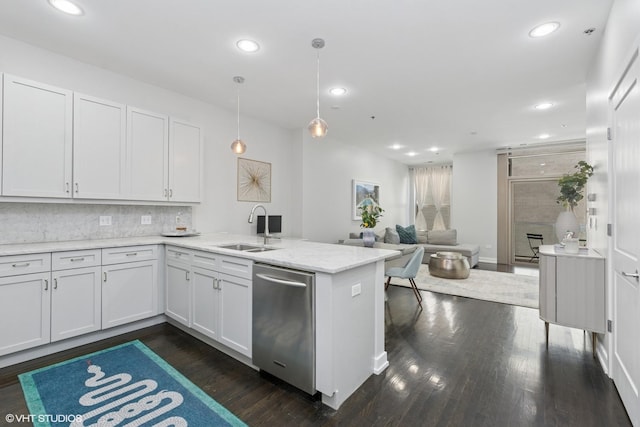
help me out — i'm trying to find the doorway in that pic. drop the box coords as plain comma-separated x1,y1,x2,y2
497,149,587,265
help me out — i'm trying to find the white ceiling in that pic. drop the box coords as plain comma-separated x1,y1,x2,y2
0,0,613,164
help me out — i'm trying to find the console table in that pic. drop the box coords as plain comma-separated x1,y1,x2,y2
538,245,605,357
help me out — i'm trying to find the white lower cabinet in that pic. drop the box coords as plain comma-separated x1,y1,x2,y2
51,250,102,342
102,246,159,329
0,271,51,356
166,246,252,357
166,248,192,327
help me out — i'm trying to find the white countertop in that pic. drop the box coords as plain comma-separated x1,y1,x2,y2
0,233,399,274
539,244,604,259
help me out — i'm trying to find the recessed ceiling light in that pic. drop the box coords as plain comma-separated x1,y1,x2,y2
48,0,83,16
534,102,554,110
529,22,560,38
390,143,403,150
429,147,439,152
406,151,418,157
236,39,260,53
538,133,551,139
329,87,347,96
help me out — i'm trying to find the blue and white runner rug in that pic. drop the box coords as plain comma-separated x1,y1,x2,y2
18,340,247,427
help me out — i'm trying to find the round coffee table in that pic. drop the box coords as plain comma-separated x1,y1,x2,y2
429,251,470,279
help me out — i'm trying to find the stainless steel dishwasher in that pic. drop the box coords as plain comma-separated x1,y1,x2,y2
252,263,315,395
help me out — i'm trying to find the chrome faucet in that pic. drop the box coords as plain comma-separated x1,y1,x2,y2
248,204,270,244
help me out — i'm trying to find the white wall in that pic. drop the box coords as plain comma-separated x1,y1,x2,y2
451,150,498,263
300,132,410,243
0,35,299,238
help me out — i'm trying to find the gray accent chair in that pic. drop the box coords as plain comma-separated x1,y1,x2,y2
385,246,425,307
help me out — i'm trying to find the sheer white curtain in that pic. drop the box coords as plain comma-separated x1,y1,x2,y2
429,166,451,231
414,168,430,231
413,165,452,231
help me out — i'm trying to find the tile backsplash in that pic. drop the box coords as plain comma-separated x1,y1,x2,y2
0,203,192,244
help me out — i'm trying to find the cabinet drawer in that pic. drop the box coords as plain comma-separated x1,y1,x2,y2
219,255,252,279
52,249,101,270
193,250,220,271
166,246,193,264
0,253,51,277
102,245,157,265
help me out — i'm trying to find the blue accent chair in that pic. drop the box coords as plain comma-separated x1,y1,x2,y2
385,246,425,306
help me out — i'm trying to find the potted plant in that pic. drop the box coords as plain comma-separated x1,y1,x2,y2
359,199,383,247
555,160,594,242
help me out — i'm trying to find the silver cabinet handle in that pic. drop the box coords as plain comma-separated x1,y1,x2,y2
44,279,48,291
186,271,190,281
622,270,640,281
66,182,70,193
54,278,58,289
169,189,173,198
126,252,138,257
103,272,107,282
12,262,31,268
70,257,85,262
75,183,79,193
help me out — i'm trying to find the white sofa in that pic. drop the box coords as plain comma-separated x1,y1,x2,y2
342,227,480,268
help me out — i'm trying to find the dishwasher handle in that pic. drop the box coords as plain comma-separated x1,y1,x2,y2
256,273,308,288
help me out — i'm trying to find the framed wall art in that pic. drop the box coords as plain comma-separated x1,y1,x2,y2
352,179,380,220
237,158,271,202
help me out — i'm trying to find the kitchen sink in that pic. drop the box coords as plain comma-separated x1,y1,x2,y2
217,243,278,252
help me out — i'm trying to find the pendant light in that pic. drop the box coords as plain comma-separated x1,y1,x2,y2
308,38,328,138
230,76,247,154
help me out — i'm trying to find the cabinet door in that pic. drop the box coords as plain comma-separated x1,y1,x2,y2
169,119,202,203
126,107,169,201
556,256,606,332
102,260,158,329
73,93,126,199
191,267,219,340
0,272,51,356
51,266,101,342
166,261,191,326
218,272,252,357
2,74,72,198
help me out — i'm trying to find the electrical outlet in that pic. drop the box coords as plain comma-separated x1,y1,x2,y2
351,283,362,297
141,215,152,225
99,216,112,226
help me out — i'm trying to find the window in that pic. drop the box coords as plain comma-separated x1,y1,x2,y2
413,165,452,231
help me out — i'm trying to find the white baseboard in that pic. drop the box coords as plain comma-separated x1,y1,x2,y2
479,257,498,264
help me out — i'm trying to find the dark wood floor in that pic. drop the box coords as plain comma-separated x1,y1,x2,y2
0,264,631,426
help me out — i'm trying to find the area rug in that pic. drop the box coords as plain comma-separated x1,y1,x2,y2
390,265,539,309
18,340,246,427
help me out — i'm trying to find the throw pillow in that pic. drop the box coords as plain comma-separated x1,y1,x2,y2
427,229,458,245
416,230,428,244
396,224,418,244
384,227,401,244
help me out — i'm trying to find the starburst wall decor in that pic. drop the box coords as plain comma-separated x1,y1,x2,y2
237,158,271,202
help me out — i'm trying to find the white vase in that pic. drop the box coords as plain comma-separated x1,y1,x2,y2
555,210,579,243
362,229,376,248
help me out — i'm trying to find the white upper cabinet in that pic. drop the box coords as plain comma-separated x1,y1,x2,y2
2,74,72,198
126,107,169,201
169,118,202,203
73,93,126,199
0,74,201,204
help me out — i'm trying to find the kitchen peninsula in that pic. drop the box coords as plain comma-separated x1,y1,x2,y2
0,233,397,410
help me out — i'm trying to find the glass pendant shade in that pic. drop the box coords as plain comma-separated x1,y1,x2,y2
308,117,328,138
231,139,246,154
308,38,328,139
231,76,247,154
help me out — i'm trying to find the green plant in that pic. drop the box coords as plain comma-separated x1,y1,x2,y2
556,160,594,209
359,202,384,228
